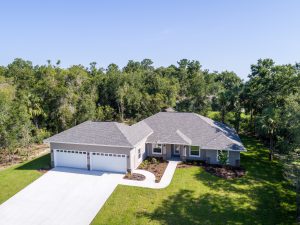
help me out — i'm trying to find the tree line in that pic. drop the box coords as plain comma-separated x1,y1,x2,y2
0,58,299,161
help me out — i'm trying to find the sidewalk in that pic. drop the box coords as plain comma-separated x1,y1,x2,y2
119,160,179,189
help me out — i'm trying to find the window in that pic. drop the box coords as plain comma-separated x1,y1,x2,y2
152,144,162,154
190,146,200,157
138,148,141,159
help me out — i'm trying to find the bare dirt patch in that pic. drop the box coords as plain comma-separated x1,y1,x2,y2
177,161,246,179
138,157,168,183
0,144,50,170
124,173,146,181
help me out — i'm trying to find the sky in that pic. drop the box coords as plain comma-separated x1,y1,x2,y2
1,0,300,80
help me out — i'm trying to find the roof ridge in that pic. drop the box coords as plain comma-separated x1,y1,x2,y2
114,123,134,147
194,113,224,132
176,129,192,145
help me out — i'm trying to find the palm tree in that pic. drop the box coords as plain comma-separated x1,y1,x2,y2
258,108,279,161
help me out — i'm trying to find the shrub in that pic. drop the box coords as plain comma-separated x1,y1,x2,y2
151,157,158,164
218,150,229,166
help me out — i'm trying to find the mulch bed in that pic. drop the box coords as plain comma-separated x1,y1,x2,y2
177,161,246,179
204,165,246,179
138,157,168,183
124,173,146,181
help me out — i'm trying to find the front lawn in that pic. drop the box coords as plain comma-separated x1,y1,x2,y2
92,136,296,225
0,154,51,204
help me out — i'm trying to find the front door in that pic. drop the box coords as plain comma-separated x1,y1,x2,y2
172,145,180,157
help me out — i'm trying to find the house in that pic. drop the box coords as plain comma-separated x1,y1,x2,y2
44,112,246,173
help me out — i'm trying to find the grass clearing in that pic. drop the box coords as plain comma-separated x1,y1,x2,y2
0,154,51,204
92,136,296,225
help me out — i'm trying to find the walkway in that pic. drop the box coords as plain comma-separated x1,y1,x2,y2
119,160,179,189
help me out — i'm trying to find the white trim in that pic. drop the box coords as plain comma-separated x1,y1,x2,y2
152,144,162,155
146,142,189,146
53,149,88,169
203,148,246,152
189,146,201,157
46,141,133,149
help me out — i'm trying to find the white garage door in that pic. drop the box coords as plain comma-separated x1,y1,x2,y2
90,152,127,173
54,149,87,169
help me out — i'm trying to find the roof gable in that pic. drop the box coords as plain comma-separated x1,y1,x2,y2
143,112,245,151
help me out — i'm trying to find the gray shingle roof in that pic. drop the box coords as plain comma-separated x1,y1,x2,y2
44,121,152,147
45,112,245,151
143,112,245,151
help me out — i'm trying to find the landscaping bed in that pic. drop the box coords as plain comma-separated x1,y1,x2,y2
138,157,168,182
204,165,246,179
177,161,246,179
124,173,146,181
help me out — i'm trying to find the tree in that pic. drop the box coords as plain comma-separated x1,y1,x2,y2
257,107,280,160
282,150,300,222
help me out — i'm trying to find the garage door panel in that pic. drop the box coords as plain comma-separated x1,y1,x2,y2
55,150,87,169
91,152,127,173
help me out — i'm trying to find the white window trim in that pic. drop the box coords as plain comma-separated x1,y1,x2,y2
216,150,230,163
152,144,162,155
189,146,201,158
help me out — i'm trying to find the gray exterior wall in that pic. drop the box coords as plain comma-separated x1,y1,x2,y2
132,137,147,169
166,144,172,159
146,143,164,158
228,151,240,166
203,149,218,164
203,149,240,166
186,146,206,161
50,142,133,171
145,143,241,166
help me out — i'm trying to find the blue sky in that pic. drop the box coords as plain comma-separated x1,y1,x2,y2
1,0,300,79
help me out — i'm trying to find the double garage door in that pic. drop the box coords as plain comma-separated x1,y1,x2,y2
54,150,127,173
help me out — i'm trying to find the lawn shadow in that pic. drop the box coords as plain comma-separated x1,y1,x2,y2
190,135,296,224
138,189,257,225
16,154,51,170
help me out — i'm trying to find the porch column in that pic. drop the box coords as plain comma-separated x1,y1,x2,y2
162,144,167,160
181,145,187,161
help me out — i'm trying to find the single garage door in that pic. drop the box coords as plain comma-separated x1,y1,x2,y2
54,149,87,169
90,152,127,173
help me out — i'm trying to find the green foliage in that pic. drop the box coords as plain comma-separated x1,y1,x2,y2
217,150,229,165
151,157,158,164
0,58,299,164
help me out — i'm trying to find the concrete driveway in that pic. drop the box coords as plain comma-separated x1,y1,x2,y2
0,167,124,225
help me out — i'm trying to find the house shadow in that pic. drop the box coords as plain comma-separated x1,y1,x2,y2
16,153,51,170
15,154,123,177
51,167,124,177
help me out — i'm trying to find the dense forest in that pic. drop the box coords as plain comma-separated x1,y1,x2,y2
0,58,299,163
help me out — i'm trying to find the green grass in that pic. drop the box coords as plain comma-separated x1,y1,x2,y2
92,136,296,225
0,154,51,204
